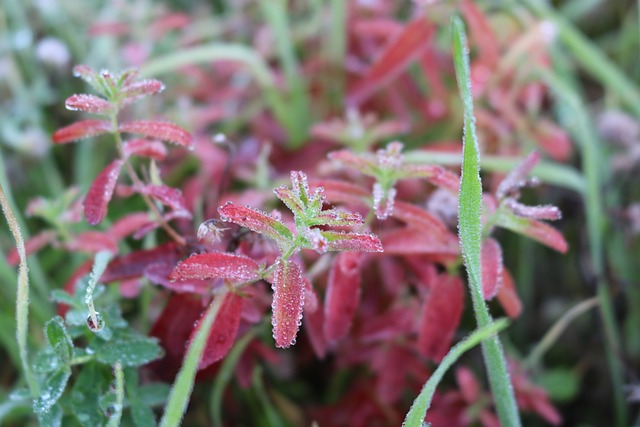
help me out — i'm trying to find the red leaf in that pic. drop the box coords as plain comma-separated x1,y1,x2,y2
380,228,459,255
417,274,464,362
101,242,182,283
123,139,168,160
348,17,434,104
138,184,190,215
7,231,56,266
169,251,260,282
218,202,293,248
497,268,522,318
120,79,165,105
481,238,503,300
327,150,377,176
119,120,192,147
533,119,572,162
497,211,568,253
392,201,451,241
270,259,305,348
303,301,326,359
84,159,123,225
303,276,319,313
192,292,243,369
52,120,111,144
324,252,362,343
311,179,370,206
496,151,540,199
65,94,115,115
144,263,212,294
321,230,383,253
400,164,461,193
460,0,500,67
65,231,118,254
109,212,152,239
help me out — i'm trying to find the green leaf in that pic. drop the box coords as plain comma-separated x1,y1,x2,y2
33,367,71,415
131,402,157,427
451,15,521,427
138,384,171,407
70,362,109,426
44,317,73,364
92,333,163,367
403,319,509,427
33,350,62,374
36,403,63,427
49,290,82,309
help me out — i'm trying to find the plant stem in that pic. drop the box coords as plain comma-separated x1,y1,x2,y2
110,116,186,246
451,16,521,427
0,184,39,396
106,362,124,427
159,289,228,427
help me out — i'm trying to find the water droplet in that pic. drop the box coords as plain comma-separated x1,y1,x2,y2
86,312,105,332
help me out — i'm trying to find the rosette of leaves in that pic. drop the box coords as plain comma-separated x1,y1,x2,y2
52,65,192,227
329,141,459,219
170,171,382,349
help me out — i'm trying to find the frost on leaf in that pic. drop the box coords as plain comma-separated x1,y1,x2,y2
65,94,115,115
496,151,540,200
269,258,305,348
417,274,464,362
481,238,503,300
138,185,190,217
372,182,396,220
218,202,293,249
496,210,567,253
84,159,123,225
119,120,192,147
324,252,362,343
191,292,243,369
123,139,168,160
120,79,165,106
169,251,260,282
321,230,383,253
65,231,118,254
52,120,111,144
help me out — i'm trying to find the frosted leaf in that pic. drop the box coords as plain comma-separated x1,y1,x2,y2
52,120,112,144
321,230,384,252
65,94,114,115
505,199,562,221
496,151,540,200
170,251,260,282
218,202,294,248
123,139,168,160
86,312,105,332
303,228,329,254
84,159,123,226
290,171,310,204
119,120,192,147
270,259,305,348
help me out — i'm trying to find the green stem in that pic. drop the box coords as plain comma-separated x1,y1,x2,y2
106,362,124,427
539,67,627,427
524,297,599,369
403,319,510,427
452,16,521,427
159,289,228,427
0,184,39,396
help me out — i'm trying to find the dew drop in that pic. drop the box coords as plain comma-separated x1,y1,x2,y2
86,312,105,332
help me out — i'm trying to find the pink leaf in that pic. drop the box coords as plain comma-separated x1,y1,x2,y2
311,179,370,206
123,139,168,160
497,269,522,318
324,252,362,343
348,17,434,104
311,209,364,227
321,230,383,252
120,79,165,105
327,150,377,176
169,251,260,282
119,120,192,147
7,231,57,266
65,94,115,115
138,184,189,215
52,120,111,144
497,211,568,253
392,201,451,240
303,301,326,358
191,292,243,369
65,231,118,254
380,228,459,255
145,263,212,294
481,238,503,300
84,159,123,225
417,274,464,362
270,259,305,348
303,277,319,313
109,212,152,239
218,202,293,247
505,200,562,221
496,151,540,199
101,243,182,283
400,164,461,193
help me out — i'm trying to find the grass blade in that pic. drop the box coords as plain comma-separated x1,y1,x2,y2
403,318,510,427
451,15,522,427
